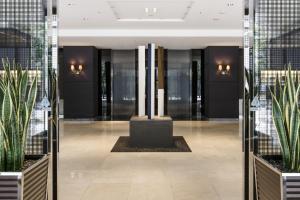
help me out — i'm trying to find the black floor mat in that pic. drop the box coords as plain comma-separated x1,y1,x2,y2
111,136,192,152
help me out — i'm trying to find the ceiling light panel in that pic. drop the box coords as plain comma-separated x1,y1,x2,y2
107,1,194,21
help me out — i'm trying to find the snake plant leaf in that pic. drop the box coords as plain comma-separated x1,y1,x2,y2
289,100,300,168
19,71,28,100
275,74,282,100
287,65,296,107
0,83,4,118
21,103,29,148
2,88,12,124
26,76,37,121
285,103,290,138
295,69,299,88
279,84,288,112
271,92,291,166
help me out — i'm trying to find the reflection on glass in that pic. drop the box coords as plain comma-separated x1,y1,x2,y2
167,50,192,119
112,50,136,120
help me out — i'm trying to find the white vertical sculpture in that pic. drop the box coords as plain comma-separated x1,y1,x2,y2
150,43,155,119
138,46,146,116
158,89,164,117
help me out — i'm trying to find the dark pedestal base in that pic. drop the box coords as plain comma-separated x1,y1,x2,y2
129,116,173,147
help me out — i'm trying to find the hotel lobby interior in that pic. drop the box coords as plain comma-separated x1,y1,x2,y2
0,0,300,200
57,1,244,199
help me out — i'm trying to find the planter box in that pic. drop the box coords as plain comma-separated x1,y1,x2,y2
129,116,173,147
0,155,49,200
254,155,300,200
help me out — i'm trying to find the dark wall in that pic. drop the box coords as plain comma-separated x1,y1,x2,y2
62,46,98,119
204,46,240,118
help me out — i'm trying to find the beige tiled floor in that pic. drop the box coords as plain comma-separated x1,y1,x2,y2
59,121,243,200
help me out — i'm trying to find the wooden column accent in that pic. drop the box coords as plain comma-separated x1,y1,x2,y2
158,46,164,116
158,47,165,89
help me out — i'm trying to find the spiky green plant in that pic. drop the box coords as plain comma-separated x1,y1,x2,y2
271,65,300,172
0,58,37,171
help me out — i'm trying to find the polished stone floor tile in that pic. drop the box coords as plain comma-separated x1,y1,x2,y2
59,121,242,200
81,183,131,200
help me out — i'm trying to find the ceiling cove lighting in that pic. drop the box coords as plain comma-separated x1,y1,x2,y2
117,19,184,22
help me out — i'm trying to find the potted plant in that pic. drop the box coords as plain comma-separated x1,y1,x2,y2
254,66,300,200
0,59,49,200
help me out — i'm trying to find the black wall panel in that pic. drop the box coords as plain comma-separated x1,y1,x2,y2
204,46,240,118
62,46,98,119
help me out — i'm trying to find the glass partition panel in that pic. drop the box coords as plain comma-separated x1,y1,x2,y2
0,0,49,155
167,50,192,119
111,50,136,120
253,0,300,156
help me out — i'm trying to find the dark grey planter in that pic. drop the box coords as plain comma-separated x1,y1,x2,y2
254,155,300,200
129,116,173,147
0,155,49,200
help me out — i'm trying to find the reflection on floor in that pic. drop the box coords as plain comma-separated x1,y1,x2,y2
59,121,242,200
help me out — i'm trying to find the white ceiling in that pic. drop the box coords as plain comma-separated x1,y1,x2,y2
59,0,244,49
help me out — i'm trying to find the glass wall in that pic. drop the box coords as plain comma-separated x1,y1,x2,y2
111,50,136,120
0,0,49,154
252,0,300,156
97,49,202,120
167,50,192,119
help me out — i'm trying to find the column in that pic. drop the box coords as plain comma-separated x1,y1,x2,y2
138,46,146,116
158,46,164,117
147,43,155,119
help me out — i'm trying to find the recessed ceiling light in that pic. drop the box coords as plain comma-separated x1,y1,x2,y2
66,1,77,6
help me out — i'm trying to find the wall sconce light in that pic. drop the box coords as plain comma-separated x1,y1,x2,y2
70,64,83,75
217,64,231,76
